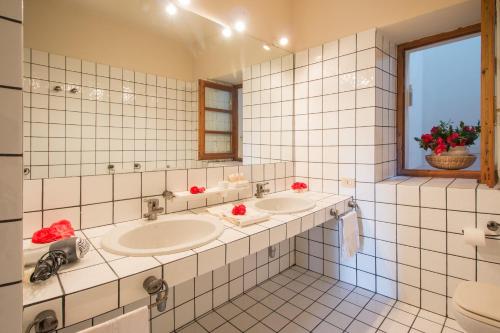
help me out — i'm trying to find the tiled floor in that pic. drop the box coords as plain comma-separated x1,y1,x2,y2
177,266,465,333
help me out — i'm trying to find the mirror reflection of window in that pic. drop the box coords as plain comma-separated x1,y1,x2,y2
198,80,240,160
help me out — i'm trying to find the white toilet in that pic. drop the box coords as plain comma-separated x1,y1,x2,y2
452,281,500,333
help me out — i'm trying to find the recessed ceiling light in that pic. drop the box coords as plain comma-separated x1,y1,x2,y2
263,44,271,51
222,27,232,38
178,0,190,6
279,36,289,46
165,3,177,15
234,20,246,32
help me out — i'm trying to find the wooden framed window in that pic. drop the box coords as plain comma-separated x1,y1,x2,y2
397,11,496,186
480,0,497,187
198,79,239,160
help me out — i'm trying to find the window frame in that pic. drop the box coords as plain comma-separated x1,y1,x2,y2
396,23,483,179
198,79,239,160
480,0,497,187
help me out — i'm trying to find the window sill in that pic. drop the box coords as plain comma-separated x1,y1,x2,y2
398,168,480,179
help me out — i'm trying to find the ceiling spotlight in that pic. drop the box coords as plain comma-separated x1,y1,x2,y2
222,27,233,38
178,0,190,6
263,44,271,51
279,36,289,46
234,20,246,32
165,3,177,15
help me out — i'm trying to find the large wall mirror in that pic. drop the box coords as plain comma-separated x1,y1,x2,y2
22,0,291,179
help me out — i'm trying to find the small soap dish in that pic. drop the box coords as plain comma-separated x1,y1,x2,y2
228,180,249,189
174,184,249,200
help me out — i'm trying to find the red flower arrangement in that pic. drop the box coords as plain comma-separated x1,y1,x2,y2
190,186,206,194
291,182,308,192
415,121,480,155
231,204,247,216
32,220,75,244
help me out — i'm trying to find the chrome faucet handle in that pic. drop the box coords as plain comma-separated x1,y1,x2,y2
144,198,160,206
258,182,270,190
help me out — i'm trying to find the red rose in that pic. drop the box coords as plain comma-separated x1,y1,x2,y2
434,141,447,155
446,133,460,147
291,182,307,190
434,145,446,155
232,204,246,215
431,127,440,135
421,134,433,144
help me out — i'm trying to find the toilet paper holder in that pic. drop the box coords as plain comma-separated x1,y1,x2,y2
487,221,499,232
461,221,500,239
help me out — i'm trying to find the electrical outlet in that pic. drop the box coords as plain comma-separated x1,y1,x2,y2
341,177,355,188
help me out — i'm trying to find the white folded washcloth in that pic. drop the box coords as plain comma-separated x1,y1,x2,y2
207,206,270,227
340,211,360,257
78,306,149,333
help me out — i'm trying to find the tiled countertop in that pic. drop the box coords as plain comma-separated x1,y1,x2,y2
23,191,351,309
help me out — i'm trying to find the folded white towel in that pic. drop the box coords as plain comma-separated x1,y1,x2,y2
340,211,360,258
207,206,270,227
78,306,149,333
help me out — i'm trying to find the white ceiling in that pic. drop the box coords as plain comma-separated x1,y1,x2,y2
64,0,221,48
378,0,480,44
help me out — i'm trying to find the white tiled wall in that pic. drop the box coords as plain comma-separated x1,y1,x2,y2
379,179,500,316
291,28,499,318
297,176,500,318
292,28,397,195
242,54,295,164
0,1,23,332
294,28,394,282
22,162,295,238
22,49,199,179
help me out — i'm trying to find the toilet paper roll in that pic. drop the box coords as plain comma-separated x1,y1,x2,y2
463,227,486,247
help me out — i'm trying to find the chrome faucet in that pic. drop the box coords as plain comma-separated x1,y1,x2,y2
144,198,164,220
255,182,270,199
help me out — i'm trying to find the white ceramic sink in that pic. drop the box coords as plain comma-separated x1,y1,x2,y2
101,215,224,256
253,195,315,214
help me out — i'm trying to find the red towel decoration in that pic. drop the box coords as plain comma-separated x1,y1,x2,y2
32,220,75,244
190,186,206,194
231,204,247,216
291,182,308,191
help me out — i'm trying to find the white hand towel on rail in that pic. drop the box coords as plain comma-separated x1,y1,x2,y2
78,306,149,333
340,211,360,257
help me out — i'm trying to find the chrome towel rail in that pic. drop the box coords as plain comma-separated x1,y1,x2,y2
330,199,358,219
